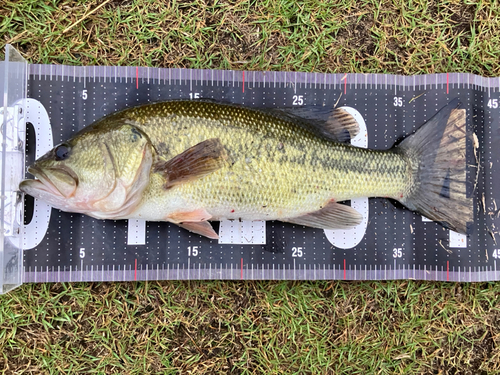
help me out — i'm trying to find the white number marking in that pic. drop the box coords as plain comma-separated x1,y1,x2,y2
189,93,200,99
292,95,304,105
393,96,403,107
487,98,498,109
188,246,199,256
292,247,303,257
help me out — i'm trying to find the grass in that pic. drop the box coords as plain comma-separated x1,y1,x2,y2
1,0,500,373
1,0,499,75
2,281,500,374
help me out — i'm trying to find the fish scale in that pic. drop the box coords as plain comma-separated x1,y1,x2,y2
112,101,409,221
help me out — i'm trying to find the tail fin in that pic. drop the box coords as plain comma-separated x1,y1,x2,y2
397,99,474,234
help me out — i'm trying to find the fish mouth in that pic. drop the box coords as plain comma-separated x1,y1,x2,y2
21,165,78,198
21,166,63,197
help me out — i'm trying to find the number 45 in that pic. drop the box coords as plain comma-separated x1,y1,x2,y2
488,99,498,109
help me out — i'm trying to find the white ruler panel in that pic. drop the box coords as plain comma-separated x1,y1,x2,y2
218,220,266,245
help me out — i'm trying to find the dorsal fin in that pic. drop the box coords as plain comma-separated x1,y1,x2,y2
326,108,360,142
178,99,361,143
264,107,360,143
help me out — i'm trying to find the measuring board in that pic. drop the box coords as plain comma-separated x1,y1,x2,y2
14,63,500,284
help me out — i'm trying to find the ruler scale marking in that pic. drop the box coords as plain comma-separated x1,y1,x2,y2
20,66,495,282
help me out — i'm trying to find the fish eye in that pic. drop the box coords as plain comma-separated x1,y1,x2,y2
55,144,71,161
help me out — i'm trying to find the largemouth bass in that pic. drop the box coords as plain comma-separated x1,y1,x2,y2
20,99,473,239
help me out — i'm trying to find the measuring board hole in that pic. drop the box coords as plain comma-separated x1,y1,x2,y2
25,122,36,167
24,195,34,225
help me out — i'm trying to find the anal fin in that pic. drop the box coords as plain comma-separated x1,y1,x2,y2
283,201,362,229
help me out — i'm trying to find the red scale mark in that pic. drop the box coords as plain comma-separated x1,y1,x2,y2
240,258,243,279
134,258,137,280
344,75,347,94
136,67,139,89
446,73,449,94
242,71,245,93
343,259,346,280
447,261,449,281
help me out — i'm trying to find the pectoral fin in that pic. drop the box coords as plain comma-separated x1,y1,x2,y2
167,208,219,239
168,208,212,223
283,201,363,229
176,221,219,239
154,138,228,189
